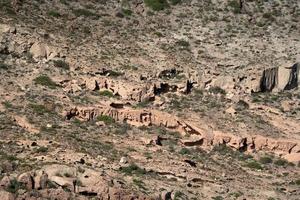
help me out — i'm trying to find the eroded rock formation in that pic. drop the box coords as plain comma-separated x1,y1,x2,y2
65,105,300,161
259,63,299,92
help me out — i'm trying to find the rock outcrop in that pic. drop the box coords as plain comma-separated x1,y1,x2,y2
30,42,58,61
65,104,300,161
259,63,299,92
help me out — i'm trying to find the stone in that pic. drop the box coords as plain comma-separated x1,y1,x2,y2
0,190,14,200
119,157,128,164
225,106,237,116
283,153,300,163
30,42,58,61
18,173,34,190
0,176,11,188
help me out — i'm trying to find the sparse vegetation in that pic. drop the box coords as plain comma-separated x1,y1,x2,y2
73,8,100,19
209,86,226,95
53,60,69,70
245,160,263,170
33,75,57,89
6,178,26,193
99,90,114,98
259,156,273,164
120,164,146,176
48,10,61,18
35,146,48,153
144,0,169,11
0,63,9,70
97,115,115,124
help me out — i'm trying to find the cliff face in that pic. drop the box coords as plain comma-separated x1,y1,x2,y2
259,63,299,92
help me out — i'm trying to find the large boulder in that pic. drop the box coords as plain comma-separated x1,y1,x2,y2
0,190,14,200
30,42,58,61
259,63,299,92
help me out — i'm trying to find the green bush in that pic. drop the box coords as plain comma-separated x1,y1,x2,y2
73,9,100,19
97,115,115,124
122,8,133,16
6,178,25,193
144,0,169,11
120,164,146,176
176,39,190,47
99,90,114,98
259,156,273,164
179,148,191,155
53,60,69,70
170,0,181,5
48,10,61,18
29,104,52,115
0,63,9,70
209,86,226,95
35,146,48,153
33,75,57,89
228,0,241,14
245,160,263,170
274,158,288,166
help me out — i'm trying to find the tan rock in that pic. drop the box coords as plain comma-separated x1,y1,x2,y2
0,190,14,200
0,176,11,188
30,42,58,61
225,106,237,116
283,153,300,163
181,135,203,146
14,115,39,134
18,173,34,190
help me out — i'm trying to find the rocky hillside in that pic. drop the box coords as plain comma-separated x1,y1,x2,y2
0,0,300,199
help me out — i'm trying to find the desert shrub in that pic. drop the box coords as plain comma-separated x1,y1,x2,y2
29,104,52,115
48,10,61,18
135,99,152,108
6,178,25,193
228,0,240,14
133,179,147,190
35,146,48,153
245,160,263,170
176,39,190,47
97,115,115,124
144,0,169,11
209,86,226,95
259,156,273,164
179,148,191,155
99,90,114,98
53,60,69,70
2,101,13,109
170,0,181,5
120,164,146,176
33,75,57,89
236,100,249,110
73,9,100,19
274,158,288,166
0,63,9,70
122,8,133,16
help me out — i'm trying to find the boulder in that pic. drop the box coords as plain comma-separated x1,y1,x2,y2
211,76,235,93
17,173,34,190
283,153,300,163
0,190,14,200
0,176,11,188
259,63,299,92
30,42,58,61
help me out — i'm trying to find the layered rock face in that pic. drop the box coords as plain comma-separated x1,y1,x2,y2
0,165,150,200
259,63,299,92
66,105,300,161
63,76,193,102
